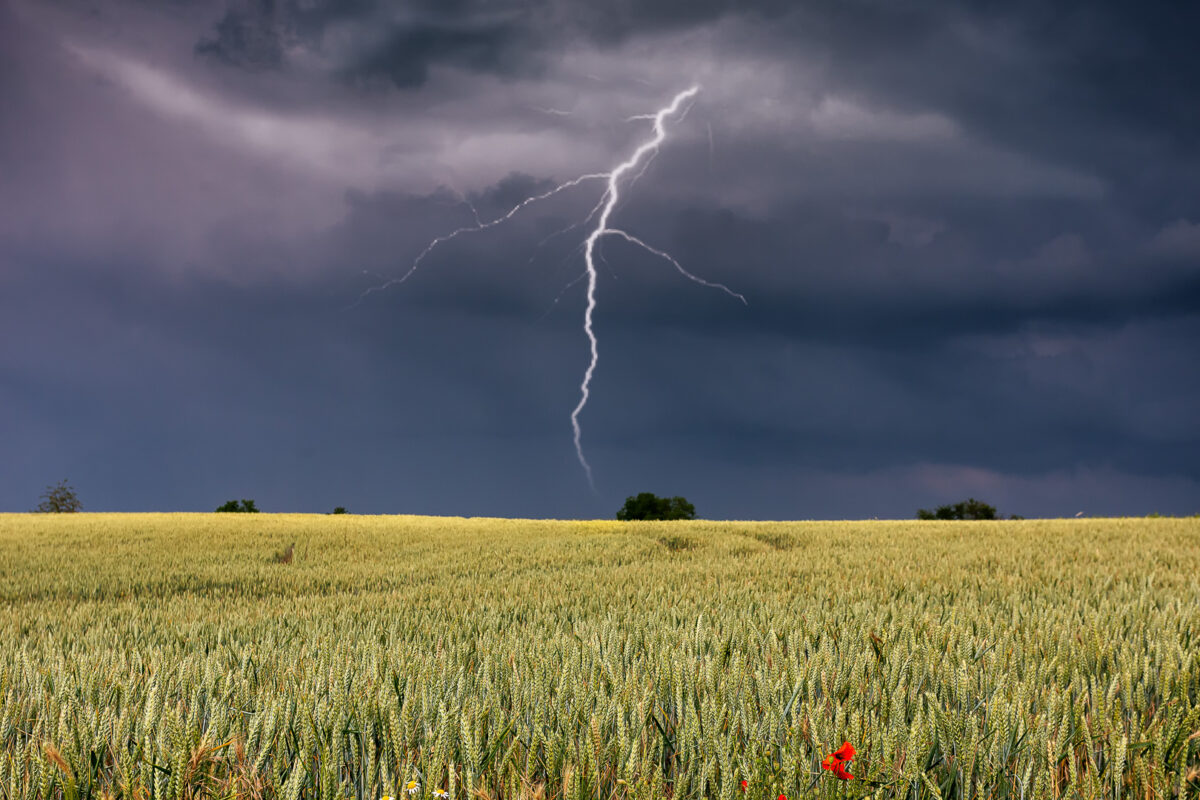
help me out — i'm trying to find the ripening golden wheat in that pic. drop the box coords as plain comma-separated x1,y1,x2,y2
1,513,1197,800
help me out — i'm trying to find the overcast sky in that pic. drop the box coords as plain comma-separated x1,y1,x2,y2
2,0,1197,519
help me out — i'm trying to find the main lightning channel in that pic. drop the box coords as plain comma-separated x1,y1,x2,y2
359,85,742,490
571,85,702,491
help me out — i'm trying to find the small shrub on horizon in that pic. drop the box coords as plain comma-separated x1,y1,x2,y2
917,497,998,520
33,479,83,513
215,499,259,513
616,492,696,521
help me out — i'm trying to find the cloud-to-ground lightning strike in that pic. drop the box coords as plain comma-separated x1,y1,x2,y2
571,86,745,490
359,86,745,490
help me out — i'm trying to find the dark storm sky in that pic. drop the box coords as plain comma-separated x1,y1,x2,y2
2,0,1198,519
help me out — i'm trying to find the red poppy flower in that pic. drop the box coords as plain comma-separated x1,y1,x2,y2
821,742,856,781
739,781,747,792
821,757,855,780
777,794,787,800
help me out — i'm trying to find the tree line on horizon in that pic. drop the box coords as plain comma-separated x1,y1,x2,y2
26,480,1200,519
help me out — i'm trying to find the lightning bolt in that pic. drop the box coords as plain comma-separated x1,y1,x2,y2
360,85,745,491
571,85,746,491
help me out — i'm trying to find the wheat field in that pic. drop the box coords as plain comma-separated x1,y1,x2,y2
1,513,1197,800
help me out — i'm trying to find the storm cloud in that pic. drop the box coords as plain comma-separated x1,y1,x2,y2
1,0,1197,518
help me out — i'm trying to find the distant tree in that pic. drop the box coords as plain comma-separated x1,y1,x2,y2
617,492,696,521
34,480,82,513
331,506,348,515
216,499,260,513
917,498,998,520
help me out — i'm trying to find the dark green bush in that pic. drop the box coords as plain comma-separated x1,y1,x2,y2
617,493,695,521
917,498,997,520
215,499,259,513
